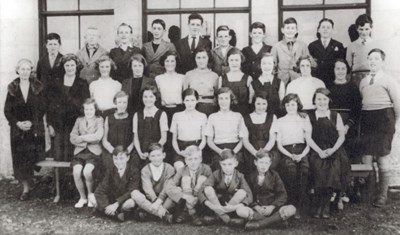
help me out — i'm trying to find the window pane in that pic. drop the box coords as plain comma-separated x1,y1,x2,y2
47,16,79,54
80,16,116,50
181,14,214,47
283,0,323,5
47,0,78,11
146,15,180,42
325,0,366,4
80,0,114,10
325,9,366,47
147,0,179,9
181,0,213,8
215,0,249,7
283,11,323,45
215,13,249,49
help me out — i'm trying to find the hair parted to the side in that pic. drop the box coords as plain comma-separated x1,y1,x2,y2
148,142,164,154
281,93,303,112
219,148,237,161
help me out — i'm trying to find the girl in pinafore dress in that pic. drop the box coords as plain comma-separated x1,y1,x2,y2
102,91,134,169
218,48,252,116
306,88,349,219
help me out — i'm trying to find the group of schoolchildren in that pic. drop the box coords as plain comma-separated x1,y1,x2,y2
9,11,400,231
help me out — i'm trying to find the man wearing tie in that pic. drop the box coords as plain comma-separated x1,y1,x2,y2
175,13,212,74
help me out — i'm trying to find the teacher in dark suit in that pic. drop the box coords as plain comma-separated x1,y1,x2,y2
175,13,212,74
308,18,345,88
4,59,47,201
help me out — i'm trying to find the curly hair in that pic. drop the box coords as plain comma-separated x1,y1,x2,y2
60,53,84,76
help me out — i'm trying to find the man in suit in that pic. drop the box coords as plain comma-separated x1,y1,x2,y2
175,13,212,74
142,19,176,79
76,26,109,84
36,33,64,96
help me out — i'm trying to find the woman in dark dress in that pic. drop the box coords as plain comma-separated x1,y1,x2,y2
4,59,47,200
46,54,90,162
308,18,345,88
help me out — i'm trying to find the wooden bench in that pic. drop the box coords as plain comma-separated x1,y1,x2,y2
351,164,374,177
36,159,70,203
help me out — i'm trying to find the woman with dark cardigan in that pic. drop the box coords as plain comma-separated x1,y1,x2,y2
4,59,47,201
46,54,90,162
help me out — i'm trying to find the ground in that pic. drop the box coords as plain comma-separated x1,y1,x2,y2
0,179,400,235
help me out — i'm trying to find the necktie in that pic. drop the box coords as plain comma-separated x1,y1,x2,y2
190,36,196,52
369,74,375,85
225,176,231,186
287,41,294,52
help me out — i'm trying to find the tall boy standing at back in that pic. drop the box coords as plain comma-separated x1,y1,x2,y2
175,13,212,74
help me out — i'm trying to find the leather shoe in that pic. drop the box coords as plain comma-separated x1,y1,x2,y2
191,214,203,226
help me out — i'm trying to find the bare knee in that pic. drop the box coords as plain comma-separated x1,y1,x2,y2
122,198,136,211
83,165,94,179
235,189,247,199
236,205,252,218
73,165,83,179
174,161,185,171
279,205,296,220
197,175,207,185
131,190,144,201
204,186,215,197
181,176,191,188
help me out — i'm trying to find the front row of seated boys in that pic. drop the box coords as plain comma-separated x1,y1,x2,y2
89,143,295,230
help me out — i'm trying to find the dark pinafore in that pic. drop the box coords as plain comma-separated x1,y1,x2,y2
221,74,250,116
251,76,282,116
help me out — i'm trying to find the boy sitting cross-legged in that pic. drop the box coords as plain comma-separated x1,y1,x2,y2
88,146,139,222
131,143,176,223
243,150,296,230
198,149,253,227
165,145,212,225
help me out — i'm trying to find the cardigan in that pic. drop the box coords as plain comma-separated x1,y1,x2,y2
70,116,104,155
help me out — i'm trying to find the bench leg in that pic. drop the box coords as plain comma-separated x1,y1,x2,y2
53,168,60,203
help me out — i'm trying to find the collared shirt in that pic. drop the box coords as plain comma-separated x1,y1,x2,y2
205,111,246,144
273,114,312,146
89,78,122,111
170,110,207,141
149,163,165,182
224,174,232,185
346,37,375,71
188,35,200,49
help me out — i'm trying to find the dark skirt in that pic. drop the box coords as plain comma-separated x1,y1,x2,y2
360,108,396,157
71,149,100,167
174,139,201,162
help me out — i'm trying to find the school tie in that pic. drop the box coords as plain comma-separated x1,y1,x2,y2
287,41,294,53
190,36,196,52
369,73,375,85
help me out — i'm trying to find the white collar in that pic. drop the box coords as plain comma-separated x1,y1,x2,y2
315,110,331,120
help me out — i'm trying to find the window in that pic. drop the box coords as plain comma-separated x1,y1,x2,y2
38,0,114,57
278,0,370,46
143,0,251,49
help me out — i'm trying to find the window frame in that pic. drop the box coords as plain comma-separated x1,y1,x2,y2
277,0,371,40
38,0,114,57
142,0,252,44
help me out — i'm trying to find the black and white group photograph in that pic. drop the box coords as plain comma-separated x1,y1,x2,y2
0,0,400,234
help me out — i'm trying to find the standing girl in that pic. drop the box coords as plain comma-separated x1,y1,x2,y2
184,48,219,116
218,48,252,116
241,93,278,174
89,55,122,118
170,88,207,170
274,93,311,219
4,59,46,200
102,91,134,168
249,53,285,116
306,88,348,219
132,85,168,168
70,98,104,208
205,87,245,171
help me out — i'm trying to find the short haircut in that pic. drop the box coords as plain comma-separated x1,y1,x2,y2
219,149,237,161
283,17,297,26
216,25,230,35
129,53,148,68
148,142,164,153
152,19,166,30
216,87,238,107
255,149,272,161
82,98,99,116
112,145,129,157
227,47,245,63
117,23,133,34
182,88,199,101
334,59,351,74
188,13,203,24
368,48,386,61
355,14,373,28
141,84,161,104
85,26,100,35
254,91,269,103
194,47,213,69
312,87,332,106
46,33,61,45
316,18,334,39
250,22,266,34
281,93,303,112
15,58,33,74
159,50,180,67
296,55,313,73
60,53,83,76
183,145,202,158
95,55,117,72
113,90,129,104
